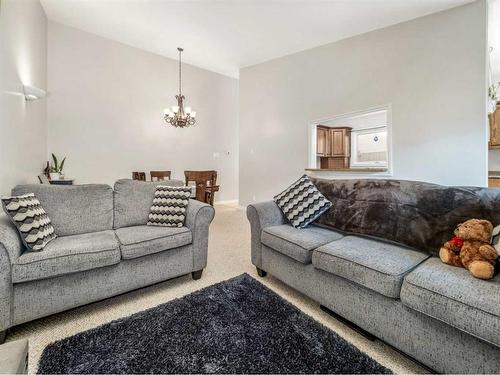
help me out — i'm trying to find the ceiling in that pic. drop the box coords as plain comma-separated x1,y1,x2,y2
41,0,474,78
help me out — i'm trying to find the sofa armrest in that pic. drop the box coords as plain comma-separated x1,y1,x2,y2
0,214,20,331
0,214,23,264
184,200,215,271
246,201,286,268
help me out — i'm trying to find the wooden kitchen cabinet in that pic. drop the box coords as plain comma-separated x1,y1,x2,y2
316,126,352,169
316,126,329,156
488,178,500,188
489,101,500,149
330,127,351,156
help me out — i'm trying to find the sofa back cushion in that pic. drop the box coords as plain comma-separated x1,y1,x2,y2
113,179,184,229
310,178,500,255
12,184,113,237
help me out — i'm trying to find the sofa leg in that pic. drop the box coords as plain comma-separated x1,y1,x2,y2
0,330,6,344
191,270,203,280
256,267,267,277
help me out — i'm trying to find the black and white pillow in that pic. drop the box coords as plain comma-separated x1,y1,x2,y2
274,175,332,229
1,193,57,251
147,186,192,227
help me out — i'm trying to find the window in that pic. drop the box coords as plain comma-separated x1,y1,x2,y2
351,127,388,168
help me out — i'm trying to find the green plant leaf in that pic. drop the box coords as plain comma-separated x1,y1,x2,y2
51,153,58,171
59,157,66,172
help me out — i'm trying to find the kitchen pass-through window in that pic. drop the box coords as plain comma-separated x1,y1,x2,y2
310,106,391,171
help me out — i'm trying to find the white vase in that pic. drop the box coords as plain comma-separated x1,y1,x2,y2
50,172,60,181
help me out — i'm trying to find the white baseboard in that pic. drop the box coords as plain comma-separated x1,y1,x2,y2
214,199,239,205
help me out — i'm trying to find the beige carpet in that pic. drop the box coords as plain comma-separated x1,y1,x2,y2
7,203,427,374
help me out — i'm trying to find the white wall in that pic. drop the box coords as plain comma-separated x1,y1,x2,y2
47,22,239,201
239,1,488,206
0,0,48,194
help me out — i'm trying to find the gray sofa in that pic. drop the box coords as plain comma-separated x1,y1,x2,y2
0,179,215,342
247,178,500,374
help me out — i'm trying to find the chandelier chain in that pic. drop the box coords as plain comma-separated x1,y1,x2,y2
178,48,182,96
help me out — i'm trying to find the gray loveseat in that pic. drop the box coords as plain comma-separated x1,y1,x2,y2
247,178,500,374
0,179,215,342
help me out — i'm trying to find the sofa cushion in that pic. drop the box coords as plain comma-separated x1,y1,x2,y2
313,236,429,298
261,224,343,264
115,225,192,260
401,257,500,347
113,179,185,229
12,184,113,237
12,230,120,283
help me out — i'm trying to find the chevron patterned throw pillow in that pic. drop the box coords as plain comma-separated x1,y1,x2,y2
274,175,332,229
147,186,192,227
1,193,57,251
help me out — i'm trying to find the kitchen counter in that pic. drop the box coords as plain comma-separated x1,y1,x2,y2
306,168,388,173
305,167,391,179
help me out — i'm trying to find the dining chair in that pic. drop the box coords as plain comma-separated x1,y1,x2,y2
150,171,171,181
132,172,146,181
184,170,219,206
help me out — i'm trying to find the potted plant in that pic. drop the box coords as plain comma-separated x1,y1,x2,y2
489,82,500,113
50,153,66,180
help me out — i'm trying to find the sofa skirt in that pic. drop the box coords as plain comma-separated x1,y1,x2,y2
260,245,500,374
12,244,194,326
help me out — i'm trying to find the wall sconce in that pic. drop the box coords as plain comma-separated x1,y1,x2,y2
23,85,47,101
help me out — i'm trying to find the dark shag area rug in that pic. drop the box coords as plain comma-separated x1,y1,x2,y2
38,274,392,374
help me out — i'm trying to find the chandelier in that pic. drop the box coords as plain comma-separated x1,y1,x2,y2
163,47,196,127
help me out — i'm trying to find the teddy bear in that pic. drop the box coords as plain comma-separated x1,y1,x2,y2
439,219,499,280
